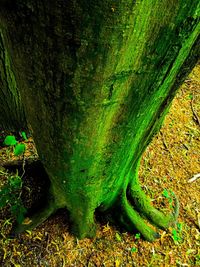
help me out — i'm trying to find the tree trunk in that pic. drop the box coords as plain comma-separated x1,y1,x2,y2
0,0,199,241
0,27,27,132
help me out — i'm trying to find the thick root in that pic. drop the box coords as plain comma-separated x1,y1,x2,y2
128,184,179,229
127,160,179,230
120,194,160,242
70,207,97,239
11,198,56,236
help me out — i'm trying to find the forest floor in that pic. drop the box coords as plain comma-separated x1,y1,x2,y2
0,65,200,267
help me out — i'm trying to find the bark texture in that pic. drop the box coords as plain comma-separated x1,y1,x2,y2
0,0,199,240
0,27,27,131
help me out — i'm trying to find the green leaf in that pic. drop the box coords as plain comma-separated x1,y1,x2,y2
172,228,181,242
21,131,28,140
14,143,26,156
9,176,22,189
135,233,141,239
162,189,170,198
188,94,193,100
131,247,138,253
3,135,17,146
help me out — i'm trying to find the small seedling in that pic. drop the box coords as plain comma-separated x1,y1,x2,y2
3,133,27,156
162,189,170,198
1,134,27,221
14,143,26,156
162,189,173,208
20,131,28,140
131,247,138,253
171,228,181,243
0,173,27,224
3,135,17,146
171,222,183,244
135,233,141,240
188,93,193,100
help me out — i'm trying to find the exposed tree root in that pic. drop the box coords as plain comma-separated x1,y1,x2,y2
126,159,179,229
68,198,97,239
70,216,97,239
11,197,56,236
9,161,179,242
128,184,179,229
120,193,160,242
113,163,179,241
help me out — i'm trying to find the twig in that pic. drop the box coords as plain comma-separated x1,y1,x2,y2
160,131,175,169
160,131,169,150
21,153,26,178
0,157,39,168
188,173,200,183
190,93,200,127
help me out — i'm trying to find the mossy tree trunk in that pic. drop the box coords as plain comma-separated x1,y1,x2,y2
0,27,27,132
0,0,199,241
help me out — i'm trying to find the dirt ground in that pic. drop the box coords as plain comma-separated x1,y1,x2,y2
0,64,200,267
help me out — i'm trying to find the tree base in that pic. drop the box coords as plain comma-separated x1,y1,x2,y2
11,174,179,242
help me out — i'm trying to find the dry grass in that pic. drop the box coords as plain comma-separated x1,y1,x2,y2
0,65,200,267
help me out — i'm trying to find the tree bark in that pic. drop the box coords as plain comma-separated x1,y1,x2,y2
0,27,27,132
0,0,199,241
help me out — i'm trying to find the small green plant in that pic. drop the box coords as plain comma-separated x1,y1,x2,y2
162,188,174,208
131,247,138,253
135,233,141,240
3,133,26,156
20,131,28,141
3,135,17,146
162,188,170,198
0,172,27,224
171,229,180,242
0,133,28,224
171,222,183,244
188,93,193,100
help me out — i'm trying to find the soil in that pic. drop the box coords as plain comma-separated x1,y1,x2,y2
0,64,200,267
